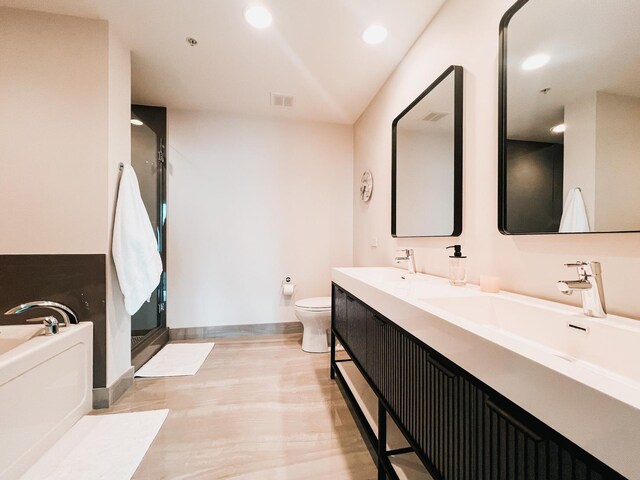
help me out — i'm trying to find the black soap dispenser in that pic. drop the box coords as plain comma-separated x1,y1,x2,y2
446,245,467,286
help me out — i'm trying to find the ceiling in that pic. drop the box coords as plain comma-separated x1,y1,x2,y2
1,0,446,124
506,0,640,143
398,71,454,134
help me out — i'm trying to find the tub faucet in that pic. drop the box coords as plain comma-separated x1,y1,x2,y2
556,261,606,318
24,316,60,335
4,300,79,327
395,249,416,274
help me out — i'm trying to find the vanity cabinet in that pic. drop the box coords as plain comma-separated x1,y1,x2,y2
330,283,624,480
346,294,367,367
333,285,348,342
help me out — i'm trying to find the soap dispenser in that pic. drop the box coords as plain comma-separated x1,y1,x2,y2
446,245,467,286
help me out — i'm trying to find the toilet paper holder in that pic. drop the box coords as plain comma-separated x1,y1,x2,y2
282,277,296,296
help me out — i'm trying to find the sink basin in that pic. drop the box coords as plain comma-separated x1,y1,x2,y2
345,267,480,299
426,295,640,384
345,267,416,284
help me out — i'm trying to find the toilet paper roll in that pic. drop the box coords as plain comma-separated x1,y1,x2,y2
282,284,296,296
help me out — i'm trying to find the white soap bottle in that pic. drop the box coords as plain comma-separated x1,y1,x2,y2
446,245,467,286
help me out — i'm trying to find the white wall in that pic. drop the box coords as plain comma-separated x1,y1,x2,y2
168,111,353,328
353,0,640,320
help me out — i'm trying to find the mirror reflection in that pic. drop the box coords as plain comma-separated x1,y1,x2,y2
502,0,640,234
392,66,462,237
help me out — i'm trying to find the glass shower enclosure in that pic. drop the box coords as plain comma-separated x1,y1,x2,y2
130,105,168,370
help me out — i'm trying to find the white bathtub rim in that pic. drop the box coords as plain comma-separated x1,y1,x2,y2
0,323,92,384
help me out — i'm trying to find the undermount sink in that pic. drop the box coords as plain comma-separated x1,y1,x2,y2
426,295,640,384
334,267,640,390
347,267,479,299
345,267,416,284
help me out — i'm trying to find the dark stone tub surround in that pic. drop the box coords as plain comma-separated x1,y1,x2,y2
0,254,107,389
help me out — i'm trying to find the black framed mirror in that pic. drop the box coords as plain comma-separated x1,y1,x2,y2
499,0,640,235
392,65,463,238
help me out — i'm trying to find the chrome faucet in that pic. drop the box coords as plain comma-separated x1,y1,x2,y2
395,249,416,274
4,300,79,331
557,261,606,318
26,316,60,335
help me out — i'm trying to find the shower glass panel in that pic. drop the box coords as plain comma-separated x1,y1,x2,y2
130,111,164,348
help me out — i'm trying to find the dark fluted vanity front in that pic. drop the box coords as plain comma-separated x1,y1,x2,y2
330,268,632,480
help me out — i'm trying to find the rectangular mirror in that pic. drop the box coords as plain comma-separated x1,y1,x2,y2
392,65,463,237
499,0,640,234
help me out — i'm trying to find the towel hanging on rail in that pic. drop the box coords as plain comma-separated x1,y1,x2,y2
112,164,163,315
559,187,590,233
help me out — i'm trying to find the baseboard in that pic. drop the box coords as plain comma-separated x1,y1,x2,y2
169,321,303,340
92,365,134,409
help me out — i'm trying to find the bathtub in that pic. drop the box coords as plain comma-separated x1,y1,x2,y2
0,322,92,479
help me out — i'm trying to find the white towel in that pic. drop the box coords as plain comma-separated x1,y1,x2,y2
112,165,163,315
559,187,590,233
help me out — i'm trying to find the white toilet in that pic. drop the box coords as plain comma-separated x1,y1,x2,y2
294,297,332,353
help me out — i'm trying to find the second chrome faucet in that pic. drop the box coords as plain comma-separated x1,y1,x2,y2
395,249,416,275
557,261,607,318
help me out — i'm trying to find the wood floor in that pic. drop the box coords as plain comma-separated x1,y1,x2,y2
100,334,377,479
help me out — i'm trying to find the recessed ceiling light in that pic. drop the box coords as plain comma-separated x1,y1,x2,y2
244,5,272,29
362,25,387,45
131,119,143,126
522,54,550,71
550,123,566,134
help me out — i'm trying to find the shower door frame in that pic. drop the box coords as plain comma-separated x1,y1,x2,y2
130,104,169,371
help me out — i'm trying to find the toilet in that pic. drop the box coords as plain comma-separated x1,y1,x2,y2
294,297,332,353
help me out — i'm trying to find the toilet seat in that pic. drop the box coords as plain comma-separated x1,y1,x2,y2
294,296,331,312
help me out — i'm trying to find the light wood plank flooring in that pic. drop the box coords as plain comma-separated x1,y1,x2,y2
99,334,377,479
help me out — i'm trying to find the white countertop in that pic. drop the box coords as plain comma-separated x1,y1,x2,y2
332,267,640,479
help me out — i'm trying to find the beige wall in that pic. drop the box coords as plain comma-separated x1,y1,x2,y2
353,0,640,320
396,130,454,235
106,25,132,386
0,8,109,253
167,111,353,328
595,92,640,231
0,8,132,386
564,93,597,228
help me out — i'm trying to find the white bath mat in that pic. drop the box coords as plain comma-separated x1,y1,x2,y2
23,409,168,480
135,342,215,377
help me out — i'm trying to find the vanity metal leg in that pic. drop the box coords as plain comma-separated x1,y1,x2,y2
330,331,336,379
377,399,387,480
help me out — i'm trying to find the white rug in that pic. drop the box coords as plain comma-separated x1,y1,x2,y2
135,342,215,377
23,409,168,480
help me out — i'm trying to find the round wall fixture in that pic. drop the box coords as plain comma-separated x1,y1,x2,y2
360,170,373,202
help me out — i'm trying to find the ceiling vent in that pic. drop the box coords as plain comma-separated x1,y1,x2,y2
271,93,294,107
422,111,448,122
